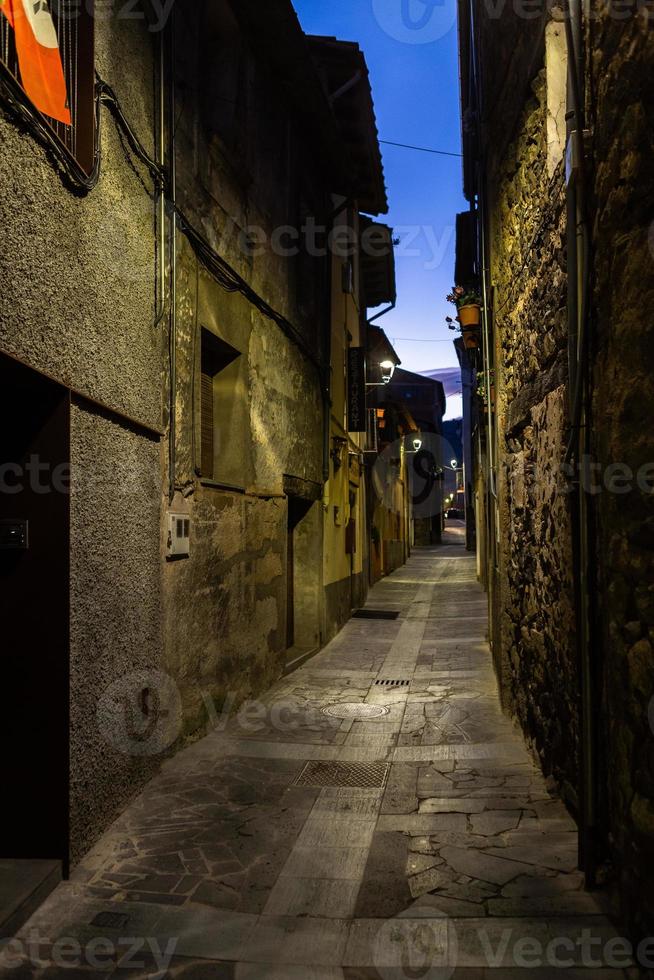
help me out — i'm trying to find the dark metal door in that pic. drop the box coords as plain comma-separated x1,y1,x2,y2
0,354,70,869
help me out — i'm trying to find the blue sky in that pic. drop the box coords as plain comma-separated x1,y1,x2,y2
293,0,467,415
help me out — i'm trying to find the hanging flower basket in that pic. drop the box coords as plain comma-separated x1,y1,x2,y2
458,304,481,328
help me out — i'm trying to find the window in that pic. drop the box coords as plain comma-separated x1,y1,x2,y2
0,0,95,174
545,19,568,178
199,329,241,482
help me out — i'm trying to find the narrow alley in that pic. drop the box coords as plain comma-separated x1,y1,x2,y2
6,529,633,977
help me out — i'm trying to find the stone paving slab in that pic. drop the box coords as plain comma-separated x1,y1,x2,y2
1,533,631,977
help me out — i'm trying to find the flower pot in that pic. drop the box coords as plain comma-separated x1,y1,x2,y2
458,304,481,327
462,327,480,349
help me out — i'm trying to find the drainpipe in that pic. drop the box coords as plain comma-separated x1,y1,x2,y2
155,30,166,330
564,0,597,888
167,8,178,503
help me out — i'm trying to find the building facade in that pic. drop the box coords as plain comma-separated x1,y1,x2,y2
0,0,398,878
457,0,654,940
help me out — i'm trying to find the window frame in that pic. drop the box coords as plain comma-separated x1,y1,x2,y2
0,0,96,175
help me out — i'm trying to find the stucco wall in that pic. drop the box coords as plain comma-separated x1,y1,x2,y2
0,19,161,430
69,402,162,864
0,13,164,865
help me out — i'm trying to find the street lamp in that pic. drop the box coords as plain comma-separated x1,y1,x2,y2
450,458,458,469
367,359,397,387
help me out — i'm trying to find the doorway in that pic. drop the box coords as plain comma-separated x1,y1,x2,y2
286,495,321,665
0,354,70,870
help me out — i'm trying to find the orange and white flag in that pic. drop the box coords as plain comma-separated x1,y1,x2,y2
1,0,71,125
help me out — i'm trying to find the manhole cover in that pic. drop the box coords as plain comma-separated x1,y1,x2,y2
294,760,391,788
322,703,390,720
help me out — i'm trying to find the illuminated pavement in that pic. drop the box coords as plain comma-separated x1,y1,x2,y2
2,529,635,977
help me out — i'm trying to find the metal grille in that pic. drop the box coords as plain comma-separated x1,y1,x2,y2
322,703,390,720
0,0,95,172
374,679,410,688
352,609,399,620
90,911,130,930
294,760,391,788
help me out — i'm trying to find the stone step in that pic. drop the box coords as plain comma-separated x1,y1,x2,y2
0,858,61,938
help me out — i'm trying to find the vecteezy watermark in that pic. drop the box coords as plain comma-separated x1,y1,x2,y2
372,0,458,45
203,691,341,737
559,456,654,496
96,670,342,758
372,0,654,40
373,908,458,979
0,455,159,496
0,931,178,974
52,0,175,32
97,669,183,757
239,221,453,272
373,433,460,520
478,926,654,969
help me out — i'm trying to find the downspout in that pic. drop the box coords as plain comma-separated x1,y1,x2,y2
155,30,166,330
167,7,178,503
322,251,332,485
564,0,597,887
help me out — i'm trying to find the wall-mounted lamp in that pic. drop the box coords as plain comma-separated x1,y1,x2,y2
405,434,423,455
330,436,348,472
367,360,397,387
450,458,459,470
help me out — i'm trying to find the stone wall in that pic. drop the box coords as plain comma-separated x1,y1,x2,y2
489,68,579,808
161,5,328,734
588,10,654,941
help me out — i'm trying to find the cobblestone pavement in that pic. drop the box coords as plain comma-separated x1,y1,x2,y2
2,530,638,978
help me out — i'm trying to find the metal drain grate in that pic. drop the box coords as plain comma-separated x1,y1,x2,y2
90,911,130,930
352,609,399,620
294,760,391,788
374,679,410,687
322,703,390,720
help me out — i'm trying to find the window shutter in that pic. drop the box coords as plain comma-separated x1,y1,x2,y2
200,371,214,479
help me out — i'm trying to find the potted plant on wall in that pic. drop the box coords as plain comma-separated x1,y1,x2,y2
447,285,482,348
476,369,495,406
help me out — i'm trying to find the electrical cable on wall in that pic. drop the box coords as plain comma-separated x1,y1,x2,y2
0,67,323,375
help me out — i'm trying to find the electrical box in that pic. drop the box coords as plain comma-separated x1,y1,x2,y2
0,519,28,551
167,513,191,559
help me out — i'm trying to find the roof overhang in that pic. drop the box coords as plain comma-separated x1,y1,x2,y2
307,36,388,215
360,217,396,309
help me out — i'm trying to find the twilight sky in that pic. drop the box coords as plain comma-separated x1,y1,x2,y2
293,0,467,416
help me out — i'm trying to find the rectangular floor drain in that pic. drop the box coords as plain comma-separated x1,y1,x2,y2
352,609,399,620
90,911,130,930
294,760,391,788
375,679,410,687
